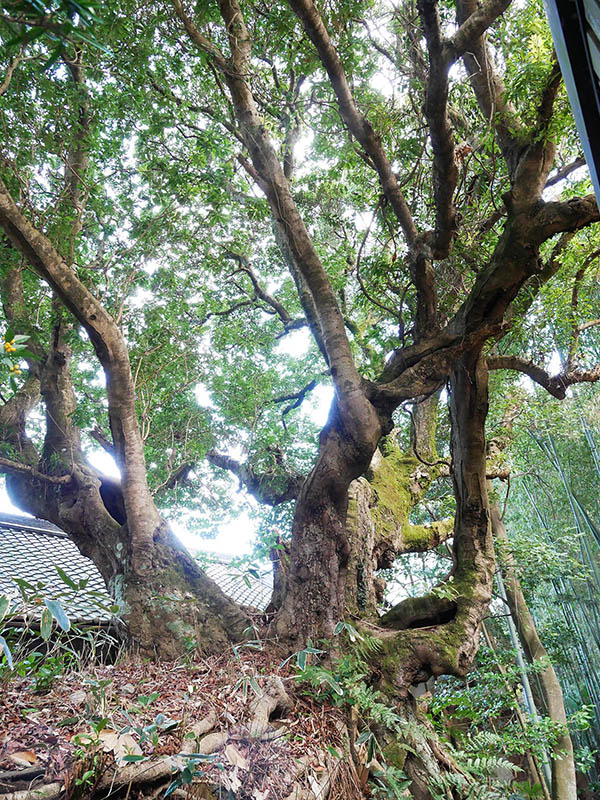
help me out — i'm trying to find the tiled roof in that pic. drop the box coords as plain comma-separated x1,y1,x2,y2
202,559,273,611
0,514,273,625
0,514,113,622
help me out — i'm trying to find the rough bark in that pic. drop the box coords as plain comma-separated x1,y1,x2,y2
375,351,494,691
172,0,599,660
274,404,383,643
0,178,160,573
344,399,452,618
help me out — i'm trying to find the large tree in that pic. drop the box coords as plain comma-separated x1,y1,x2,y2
1,0,600,792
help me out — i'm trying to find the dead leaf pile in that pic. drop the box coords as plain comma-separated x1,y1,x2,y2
0,648,351,799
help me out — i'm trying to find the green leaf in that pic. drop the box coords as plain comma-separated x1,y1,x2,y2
55,567,78,590
0,635,13,669
57,716,80,727
322,674,344,695
164,780,181,797
44,599,70,632
40,607,53,641
0,594,9,622
14,577,35,591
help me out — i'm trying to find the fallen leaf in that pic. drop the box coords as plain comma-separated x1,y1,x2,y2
68,690,87,706
9,750,37,766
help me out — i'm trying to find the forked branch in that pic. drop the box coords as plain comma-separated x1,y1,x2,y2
488,354,600,398
207,450,304,505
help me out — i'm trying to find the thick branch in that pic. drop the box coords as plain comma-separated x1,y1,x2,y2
207,450,304,505
418,0,458,258
287,0,417,246
455,0,524,173
511,60,561,205
399,518,454,554
448,0,511,58
488,354,600,397
535,195,599,243
0,456,71,484
545,157,586,187
89,424,117,458
171,0,227,68
177,0,375,438
0,177,161,572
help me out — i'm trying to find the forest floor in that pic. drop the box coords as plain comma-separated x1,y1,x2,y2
0,646,364,800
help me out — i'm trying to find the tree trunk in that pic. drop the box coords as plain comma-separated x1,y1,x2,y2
275,406,382,644
5,462,251,659
0,227,249,660
375,350,495,691
492,501,578,800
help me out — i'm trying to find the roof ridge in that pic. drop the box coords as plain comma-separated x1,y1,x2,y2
0,512,67,537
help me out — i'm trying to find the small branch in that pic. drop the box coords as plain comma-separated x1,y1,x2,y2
578,318,600,332
0,456,72,484
274,318,308,339
224,251,294,325
272,376,325,428
0,51,23,97
154,461,196,494
147,71,244,145
272,379,318,408
567,248,600,367
193,299,256,328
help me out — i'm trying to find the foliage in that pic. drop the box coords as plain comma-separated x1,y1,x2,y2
0,566,120,689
